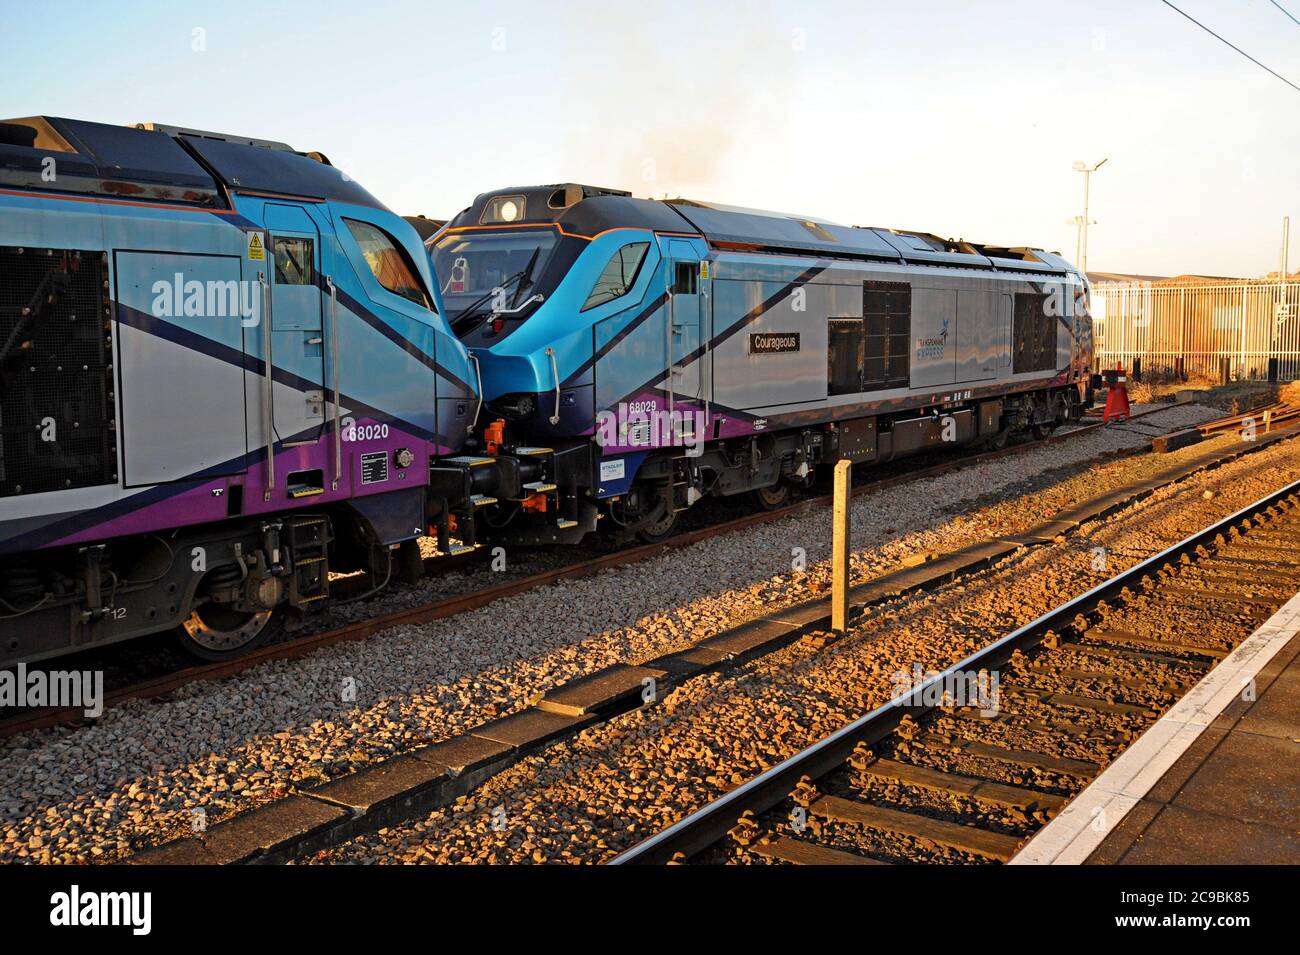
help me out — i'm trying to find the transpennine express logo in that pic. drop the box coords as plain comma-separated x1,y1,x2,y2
915,317,948,360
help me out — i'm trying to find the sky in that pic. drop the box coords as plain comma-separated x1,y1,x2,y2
4,0,1298,278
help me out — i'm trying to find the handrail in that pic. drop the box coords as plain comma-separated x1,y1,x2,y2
261,271,274,501
666,263,675,422
545,346,560,425
328,276,342,489
700,260,710,450
466,351,484,433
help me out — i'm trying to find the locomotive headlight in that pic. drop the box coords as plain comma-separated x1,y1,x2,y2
481,195,526,224
394,447,415,469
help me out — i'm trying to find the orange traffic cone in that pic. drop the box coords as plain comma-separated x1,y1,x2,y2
1103,364,1131,423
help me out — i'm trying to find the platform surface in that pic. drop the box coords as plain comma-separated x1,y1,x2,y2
1011,591,1300,865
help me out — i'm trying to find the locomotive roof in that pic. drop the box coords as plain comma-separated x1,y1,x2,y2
403,214,447,240
448,183,1072,275
0,116,385,211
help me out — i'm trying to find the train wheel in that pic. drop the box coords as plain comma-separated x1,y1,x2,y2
1031,422,1057,440
985,427,1011,451
636,508,680,544
749,481,791,510
174,603,283,661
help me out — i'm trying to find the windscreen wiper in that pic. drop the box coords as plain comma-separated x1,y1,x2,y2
450,270,526,335
451,254,542,336
506,246,541,310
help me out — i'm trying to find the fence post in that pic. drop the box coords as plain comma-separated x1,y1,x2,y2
832,459,852,633
1239,285,1249,380
1179,287,1186,378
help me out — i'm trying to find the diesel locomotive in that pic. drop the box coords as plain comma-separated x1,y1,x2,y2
0,117,496,665
427,184,1095,545
0,127,1094,670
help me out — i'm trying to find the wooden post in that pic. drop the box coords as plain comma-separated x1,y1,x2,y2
832,459,852,633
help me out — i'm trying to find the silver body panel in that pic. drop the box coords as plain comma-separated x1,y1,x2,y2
703,255,1078,419
711,278,847,410
910,287,957,388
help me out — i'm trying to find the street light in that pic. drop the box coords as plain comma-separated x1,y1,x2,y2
1066,214,1095,267
1072,158,1107,274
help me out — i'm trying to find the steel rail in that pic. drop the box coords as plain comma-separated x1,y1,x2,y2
609,475,1300,864
1197,401,1299,436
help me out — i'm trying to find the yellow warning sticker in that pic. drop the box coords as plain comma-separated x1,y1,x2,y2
700,261,710,280
248,232,265,261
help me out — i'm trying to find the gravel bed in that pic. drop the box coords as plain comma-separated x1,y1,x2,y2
724,502,1300,866
0,403,1232,862
302,430,1300,864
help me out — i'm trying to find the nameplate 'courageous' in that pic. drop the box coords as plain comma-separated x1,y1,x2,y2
749,332,800,354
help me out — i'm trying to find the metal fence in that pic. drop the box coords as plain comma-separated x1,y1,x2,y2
1091,280,1300,382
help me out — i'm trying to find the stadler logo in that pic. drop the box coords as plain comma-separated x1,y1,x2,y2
49,885,151,936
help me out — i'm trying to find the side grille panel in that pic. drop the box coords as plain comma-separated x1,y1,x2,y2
0,246,117,497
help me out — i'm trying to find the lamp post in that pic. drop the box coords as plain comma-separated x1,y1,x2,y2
1067,214,1094,267
1072,158,1107,274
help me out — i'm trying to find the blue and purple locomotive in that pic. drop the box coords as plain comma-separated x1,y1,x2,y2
428,184,1094,545
0,129,1096,669
0,117,488,663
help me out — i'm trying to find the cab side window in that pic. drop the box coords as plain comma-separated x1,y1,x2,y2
344,218,434,309
273,236,314,285
582,242,649,311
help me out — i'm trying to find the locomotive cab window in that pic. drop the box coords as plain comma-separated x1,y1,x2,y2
672,261,698,295
344,218,433,309
582,242,649,310
430,228,560,323
273,236,314,285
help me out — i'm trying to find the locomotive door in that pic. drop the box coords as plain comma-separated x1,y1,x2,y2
660,237,707,444
264,203,326,447
116,251,249,486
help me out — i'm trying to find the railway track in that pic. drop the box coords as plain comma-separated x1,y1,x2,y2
610,476,1300,865
1197,399,1299,436
112,404,1300,864
0,401,1250,739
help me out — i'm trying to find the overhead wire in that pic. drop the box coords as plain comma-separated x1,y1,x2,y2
1158,0,1300,93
